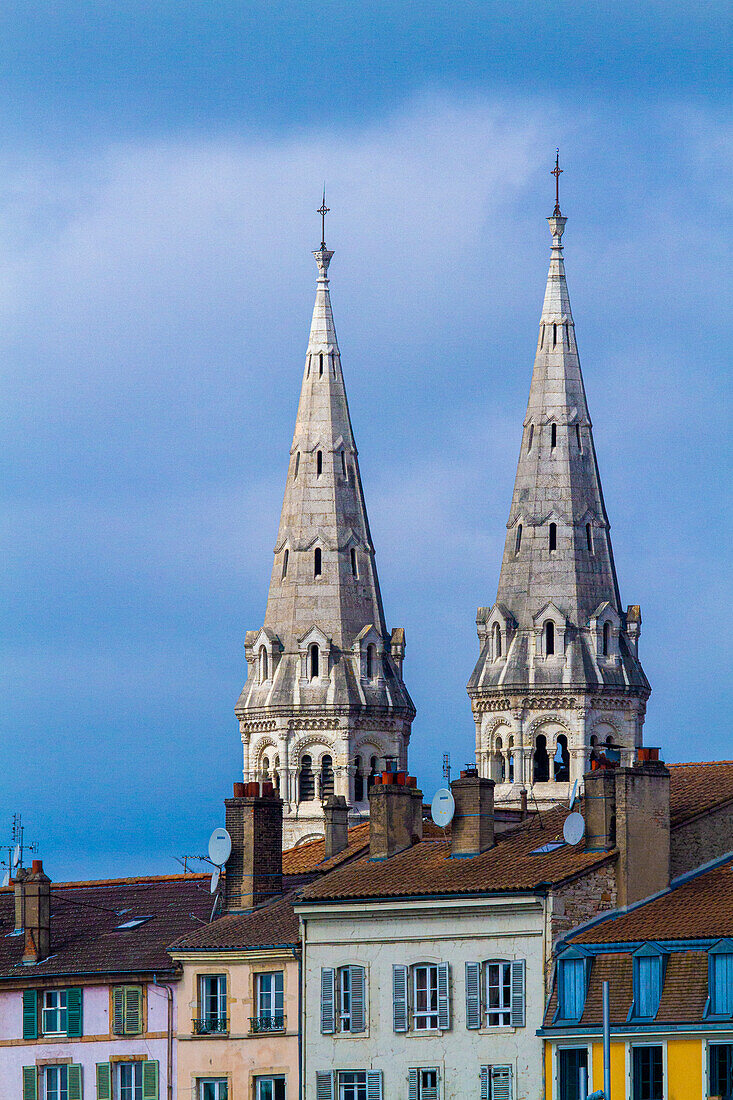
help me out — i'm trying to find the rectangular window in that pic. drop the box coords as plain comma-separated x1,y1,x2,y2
413,965,439,1030
632,1046,663,1100
118,1063,143,1100
339,967,352,1031
253,972,284,1031
254,1078,286,1100
414,1068,439,1099
42,990,68,1035
558,958,586,1020
44,1066,68,1100
559,1048,588,1100
710,1043,733,1099
338,1073,367,1100
713,954,733,1015
199,1082,228,1100
486,962,512,1027
197,974,227,1034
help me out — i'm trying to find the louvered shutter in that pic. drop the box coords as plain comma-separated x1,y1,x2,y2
125,986,143,1034
510,959,525,1028
67,1064,83,1100
112,987,125,1034
96,1063,111,1100
437,963,450,1030
22,989,38,1039
350,966,366,1033
480,1066,490,1100
465,961,481,1029
66,987,83,1037
320,968,335,1034
22,1067,37,1100
408,1068,419,1100
491,1065,513,1100
366,1071,382,1100
422,1071,439,1100
141,1060,159,1100
315,1072,334,1100
393,964,408,1032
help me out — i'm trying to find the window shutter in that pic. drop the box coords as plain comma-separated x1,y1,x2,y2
22,1067,37,1100
408,1068,419,1100
315,1072,334,1100
466,961,481,1029
22,989,38,1040
350,966,366,1033
437,962,450,1030
510,959,525,1028
66,987,83,1037
141,1059,159,1100
96,1063,112,1100
393,964,408,1032
491,1065,514,1100
67,1064,83,1100
320,967,335,1034
125,986,143,1034
480,1067,490,1100
112,987,125,1034
366,1071,383,1100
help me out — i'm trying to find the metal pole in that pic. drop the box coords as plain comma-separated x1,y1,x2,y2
603,979,611,1099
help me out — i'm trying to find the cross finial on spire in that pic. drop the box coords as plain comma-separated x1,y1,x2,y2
317,185,330,250
551,150,563,217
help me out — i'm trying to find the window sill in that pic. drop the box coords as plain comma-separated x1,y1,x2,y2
478,1025,518,1035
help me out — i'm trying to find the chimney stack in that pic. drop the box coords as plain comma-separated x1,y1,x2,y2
21,860,51,965
224,781,283,912
324,795,349,860
369,773,422,860
450,767,495,857
13,867,28,933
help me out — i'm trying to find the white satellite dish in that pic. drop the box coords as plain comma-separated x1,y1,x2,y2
431,789,455,828
12,845,20,871
209,867,221,895
1,871,9,888
208,828,232,867
563,812,585,846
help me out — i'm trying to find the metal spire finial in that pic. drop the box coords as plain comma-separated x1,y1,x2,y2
551,150,563,217
317,185,330,251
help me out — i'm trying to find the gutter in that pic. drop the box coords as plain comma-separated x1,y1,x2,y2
153,974,174,1100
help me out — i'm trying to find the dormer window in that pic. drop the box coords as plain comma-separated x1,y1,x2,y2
493,622,502,660
545,620,555,656
515,524,522,554
366,644,376,679
309,644,320,680
557,954,588,1021
258,646,269,683
316,450,323,477
549,522,557,552
709,941,733,1017
602,621,611,657
633,949,664,1019
314,548,322,578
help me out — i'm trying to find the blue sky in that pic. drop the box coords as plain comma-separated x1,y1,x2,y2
1,2,731,879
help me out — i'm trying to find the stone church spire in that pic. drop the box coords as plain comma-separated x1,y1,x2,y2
468,162,649,808
236,212,415,846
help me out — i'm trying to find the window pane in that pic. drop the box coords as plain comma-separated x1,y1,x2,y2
559,1049,588,1100
710,1044,733,1098
715,955,733,1015
632,1046,663,1100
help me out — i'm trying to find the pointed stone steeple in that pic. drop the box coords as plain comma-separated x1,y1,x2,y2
236,224,415,846
468,167,649,808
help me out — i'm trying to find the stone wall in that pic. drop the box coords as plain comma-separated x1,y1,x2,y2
671,803,733,879
548,862,617,977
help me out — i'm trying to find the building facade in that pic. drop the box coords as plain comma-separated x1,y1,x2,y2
235,234,415,846
468,192,650,808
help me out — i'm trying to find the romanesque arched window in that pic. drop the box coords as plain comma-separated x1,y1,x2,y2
273,755,280,793
549,523,557,552
259,646,268,682
262,756,270,781
554,735,570,782
545,620,555,656
314,548,322,578
319,755,334,800
354,756,364,802
533,734,550,783
493,622,502,660
309,643,320,679
298,755,315,801
367,755,379,793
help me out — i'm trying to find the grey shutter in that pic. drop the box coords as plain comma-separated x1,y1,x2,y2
350,966,366,1033
408,1069,419,1100
320,968,335,1034
510,959,525,1027
491,1065,514,1100
315,1072,334,1100
480,1067,490,1100
67,1065,82,1100
465,961,481,1029
437,962,450,1030
366,1071,383,1100
393,964,409,1032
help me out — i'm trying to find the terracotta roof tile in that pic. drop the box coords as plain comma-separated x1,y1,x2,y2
656,950,709,1022
169,892,299,952
668,761,733,827
282,821,370,875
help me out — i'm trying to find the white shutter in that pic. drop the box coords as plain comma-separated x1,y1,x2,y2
510,959,525,1027
350,966,366,1033
315,1071,334,1100
437,963,450,1030
491,1065,514,1100
320,968,335,1034
393,965,408,1032
366,1070,383,1100
480,1066,490,1100
465,961,482,1029
408,1069,419,1100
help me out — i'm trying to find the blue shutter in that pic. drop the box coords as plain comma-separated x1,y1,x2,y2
437,963,450,1030
320,968,335,1034
465,961,481,1029
637,955,661,1018
350,966,366,1033
510,959,525,1027
560,958,585,1019
22,989,38,1040
315,1072,334,1100
408,1069,419,1100
714,954,733,1015
393,965,408,1032
366,1071,382,1100
491,1065,513,1100
480,1067,490,1100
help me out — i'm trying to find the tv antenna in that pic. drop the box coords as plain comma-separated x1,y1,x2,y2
442,753,451,783
1,814,37,885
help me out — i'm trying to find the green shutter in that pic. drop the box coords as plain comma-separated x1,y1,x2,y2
66,987,83,1037
125,986,143,1034
22,989,38,1040
96,1063,111,1100
22,1066,37,1100
67,1064,83,1100
142,1060,159,1100
112,987,125,1034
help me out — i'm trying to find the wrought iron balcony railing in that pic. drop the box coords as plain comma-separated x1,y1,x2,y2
250,1014,286,1033
193,1016,229,1035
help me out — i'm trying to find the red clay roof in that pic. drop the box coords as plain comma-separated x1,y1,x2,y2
169,891,300,952
668,761,733,827
282,821,371,875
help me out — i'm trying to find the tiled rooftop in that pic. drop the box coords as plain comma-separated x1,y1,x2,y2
668,760,733,827
169,891,300,952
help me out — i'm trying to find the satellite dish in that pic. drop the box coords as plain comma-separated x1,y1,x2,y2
12,845,20,871
1,871,9,888
209,867,221,895
431,789,455,828
208,828,232,867
563,812,585,846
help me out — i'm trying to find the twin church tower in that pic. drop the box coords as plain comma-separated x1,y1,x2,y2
236,172,650,846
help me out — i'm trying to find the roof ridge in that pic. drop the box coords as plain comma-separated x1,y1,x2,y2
0,873,210,891
668,760,733,768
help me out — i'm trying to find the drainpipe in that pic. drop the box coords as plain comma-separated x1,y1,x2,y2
153,974,174,1100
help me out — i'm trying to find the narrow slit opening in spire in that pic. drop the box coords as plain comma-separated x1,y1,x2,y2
306,354,311,378
350,547,358,577
309,644,320,679
527,425,534,452
549,522,557,552
314,547,322,577
586,523,593,553
564,322,569,345
294,453,300,479
282,548,289,579
551,423,557,450
319,351,324,376
553,323,557,348
576,424,582,453
316,450,323,477
515,524,523,554
341,450,347,477
545,620,555,656
540,325,545,349
366,644,375,679
603,621,611,657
